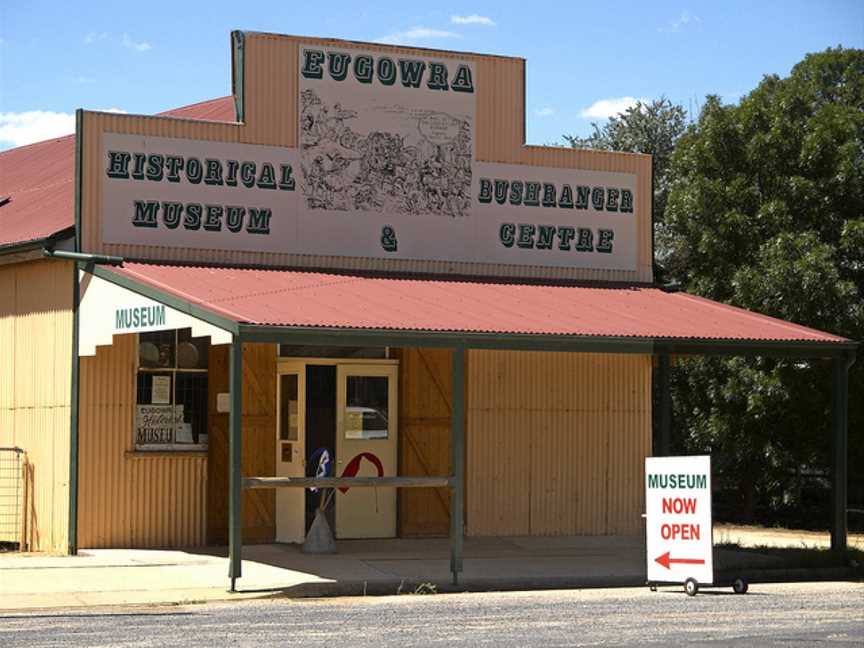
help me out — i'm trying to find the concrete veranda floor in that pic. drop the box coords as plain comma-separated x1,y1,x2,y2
0,528,860,611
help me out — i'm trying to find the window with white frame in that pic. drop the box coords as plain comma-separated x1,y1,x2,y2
135,329,209,451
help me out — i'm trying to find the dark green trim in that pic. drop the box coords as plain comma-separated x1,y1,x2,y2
653,339,858,358
68,264,80,555
831,352,855,553
228,337,243,591
450,347,465,584
521,60,526,145
86,265,240,335
68,110,84,556
74,110,83,253
240,325,656,353
241,325,856,358
232,31,246,124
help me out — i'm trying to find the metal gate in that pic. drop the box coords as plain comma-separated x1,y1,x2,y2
0,447,25,551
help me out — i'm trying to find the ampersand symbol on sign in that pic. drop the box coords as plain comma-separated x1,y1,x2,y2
380,225,398,252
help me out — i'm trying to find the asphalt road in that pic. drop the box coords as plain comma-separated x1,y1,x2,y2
2,582,862,647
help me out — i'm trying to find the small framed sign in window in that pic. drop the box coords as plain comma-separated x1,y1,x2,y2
135,329,209,451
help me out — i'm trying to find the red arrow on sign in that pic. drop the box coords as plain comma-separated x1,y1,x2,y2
654,551,706,569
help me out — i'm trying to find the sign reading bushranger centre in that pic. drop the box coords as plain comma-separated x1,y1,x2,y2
99,40,638,271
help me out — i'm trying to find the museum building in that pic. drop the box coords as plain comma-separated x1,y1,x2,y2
0,32,855,586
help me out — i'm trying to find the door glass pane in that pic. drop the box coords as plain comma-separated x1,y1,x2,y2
345,376,389,440
280,374,299,441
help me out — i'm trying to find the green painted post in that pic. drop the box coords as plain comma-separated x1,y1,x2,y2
68,110,84,556
831,354,851,553
658,354,671,456
67,266,81,555
450,347,465,585
228,338,243,590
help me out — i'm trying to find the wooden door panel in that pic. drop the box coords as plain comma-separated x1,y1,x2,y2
397,348,452,537
207,343,277,545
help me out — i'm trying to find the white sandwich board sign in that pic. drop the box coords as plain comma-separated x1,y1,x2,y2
645,455,713,585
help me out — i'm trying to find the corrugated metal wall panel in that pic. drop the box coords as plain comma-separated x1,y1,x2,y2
0,267,15,411
467,351,650,537
78,334,207,548
81,33,653,284
0,259,73,552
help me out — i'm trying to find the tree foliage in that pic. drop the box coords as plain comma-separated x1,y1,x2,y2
661,48,864,525
564,98,687,229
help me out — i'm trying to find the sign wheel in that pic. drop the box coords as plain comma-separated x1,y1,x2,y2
732,577,749,594
684,578,699,597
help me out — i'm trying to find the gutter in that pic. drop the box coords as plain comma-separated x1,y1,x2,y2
43,248,124,266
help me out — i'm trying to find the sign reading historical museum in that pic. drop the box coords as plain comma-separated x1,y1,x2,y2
98,42,638,272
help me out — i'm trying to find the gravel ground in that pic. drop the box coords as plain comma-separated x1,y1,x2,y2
1,581,862,647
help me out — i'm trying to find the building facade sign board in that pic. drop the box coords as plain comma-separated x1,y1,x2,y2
91,37,643,276
645,455,714,585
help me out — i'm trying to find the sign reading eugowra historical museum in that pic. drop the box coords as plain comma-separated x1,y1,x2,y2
645,456,714,585
99,44,637,271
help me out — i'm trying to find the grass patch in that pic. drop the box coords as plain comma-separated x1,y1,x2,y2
717,541,864,570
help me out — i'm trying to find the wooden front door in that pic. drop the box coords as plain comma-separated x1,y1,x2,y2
207,343,277,545
275,362,306,543
396,348,452,537
335,364,398,539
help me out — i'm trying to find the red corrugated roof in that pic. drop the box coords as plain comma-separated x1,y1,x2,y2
106,263,850,343
0,97,236,247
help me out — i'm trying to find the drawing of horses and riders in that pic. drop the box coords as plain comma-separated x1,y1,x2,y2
300,88,472,219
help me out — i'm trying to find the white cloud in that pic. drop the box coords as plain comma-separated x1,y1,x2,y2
0,111,75,147
579,96,646,119
374,27,460,45
0,108,127,148
84,31,109,44
535,107,555,117
451,14,495,26
658,11,702,33
121,33,152,52
85,31,151,52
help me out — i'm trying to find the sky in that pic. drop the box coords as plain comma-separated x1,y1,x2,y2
0,0,862,151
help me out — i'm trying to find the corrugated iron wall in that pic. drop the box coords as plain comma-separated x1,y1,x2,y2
78,334,207,548
466,350,651,536
0,259,73,552
81,33,653,283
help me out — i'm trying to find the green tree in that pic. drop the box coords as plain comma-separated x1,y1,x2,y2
564,97,687,235
661,48,864,525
